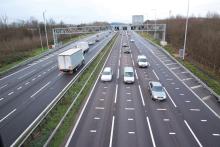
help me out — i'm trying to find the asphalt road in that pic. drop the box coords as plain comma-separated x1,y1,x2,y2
65,31,220,147
0,31,115,147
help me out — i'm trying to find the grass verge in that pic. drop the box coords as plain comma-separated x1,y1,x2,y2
139,32,220,95
23,34,117,147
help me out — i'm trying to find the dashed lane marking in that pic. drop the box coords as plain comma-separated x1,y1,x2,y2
191,85,202,89
8,92,14,96
202,95,211,101
169,132,176,135
128,132,135,134
182,78,193,81
201,120,207,122
90,130,97,133
189,109,200,111
95,107,104,110
125,108,135,110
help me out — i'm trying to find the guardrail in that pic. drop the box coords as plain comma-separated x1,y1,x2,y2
135,32,220,102
11,33,116,147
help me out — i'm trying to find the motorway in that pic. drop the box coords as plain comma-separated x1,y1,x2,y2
0,31,115,147
65,31,220,147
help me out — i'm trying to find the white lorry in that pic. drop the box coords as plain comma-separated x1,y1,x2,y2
77,41,89,53
58,48,85,73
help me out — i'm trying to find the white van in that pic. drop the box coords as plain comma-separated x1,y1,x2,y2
123,67,135,83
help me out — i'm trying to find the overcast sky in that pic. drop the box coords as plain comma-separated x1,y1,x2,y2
1,0,220,24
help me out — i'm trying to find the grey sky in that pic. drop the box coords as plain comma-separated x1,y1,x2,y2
1,0,220,24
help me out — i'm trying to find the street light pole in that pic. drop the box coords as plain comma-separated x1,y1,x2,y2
43,10,49,49
183,0,190,60
38,24,43,51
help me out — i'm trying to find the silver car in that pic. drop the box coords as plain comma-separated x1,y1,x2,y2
148,81,166,101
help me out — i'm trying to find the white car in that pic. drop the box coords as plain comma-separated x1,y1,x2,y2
137,55,149,68
101,67,113,82
123,67,135,83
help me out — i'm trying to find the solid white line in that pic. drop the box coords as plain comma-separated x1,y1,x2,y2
138,85,145,106
191,85,202,89
125,108,135,110
0,109,16,123
17,86,22,90
212,134,220,136
114,84,118,104
156,108,167,111
146,117,156,147
8,92,14,96
95,107,104,110
153,70,159,80
94,117,100,120
117,68,119,79
109,116,115,147
135,69,138,79
184,120,203,147
189,109,200,111
90,130,96,133
30,82,50,98
164,87,177,108
0,84,8,90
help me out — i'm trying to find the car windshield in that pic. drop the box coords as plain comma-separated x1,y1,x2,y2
152,86,163,92
103,71,111,75
125,72,133,77
139,58,147,62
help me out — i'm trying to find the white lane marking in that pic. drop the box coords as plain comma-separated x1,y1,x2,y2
126,92,131,95
132,60,135,66
163,60,171,62
138,85,146,106
160,57,167,60
95,107,104,110
8,92,14,96
117,68,119,79
181,71,188,74
128,132,135,134
164,87,177,108
128,118,134,120
25,82,30,85
153,70,159,80
42,72,46,75
169,132,176,135
0,84,8,90
125,108,135,110
166,78,173,81
156,108,167,111
184,120,203,147
127,99,132,102
135,69,138,79
201,120,207,122
17,86,22,90
163,119,170,122
114,84,118,104
180,93,185,96
109,116,115,147
182,78,193,81
191,85,202,89
185,100,191,103
30,82,50,98
212,134,220,136
38,74,41,77
90,130,96,133
94,117,100,120
57,73,63,77
18,70,36,79
189,109,200,111
170,67,181,70
175,88,180,90
166,63,178,66
202,95,211,101
131,54,133,59
0,98,4,101
104,87,108,89
118,60,120,66
0,109,16,123
171,82,175,85
146,117,156,147
32,78,36,81
99,99,104,101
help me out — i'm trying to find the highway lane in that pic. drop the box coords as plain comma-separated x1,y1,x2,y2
0,31,114,146
65,30,220,147
132,31,220,146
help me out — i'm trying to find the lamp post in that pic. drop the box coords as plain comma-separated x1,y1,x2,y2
38,24,43,51
182,0,190,60
43,10,49,49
